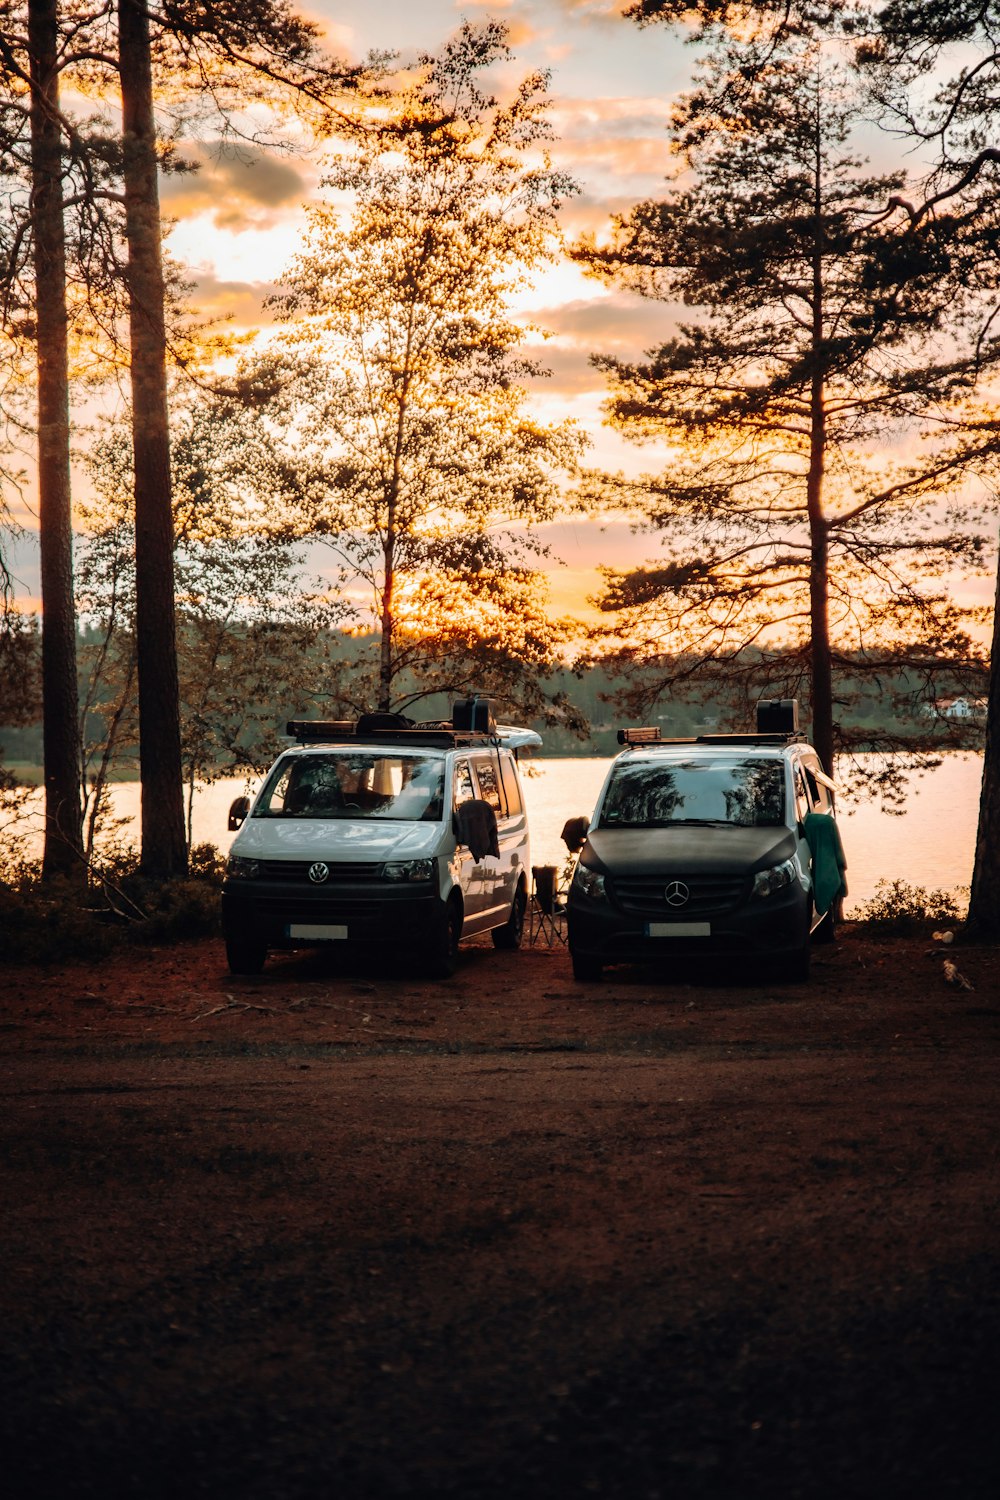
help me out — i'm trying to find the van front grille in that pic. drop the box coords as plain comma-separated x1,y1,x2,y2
611,873,745,916
256,896,383,923
259,860,380,883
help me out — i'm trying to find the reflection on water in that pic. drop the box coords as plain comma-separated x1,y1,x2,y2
12,753,981,912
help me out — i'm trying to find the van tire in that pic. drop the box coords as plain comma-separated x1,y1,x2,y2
774,942,810,983
426,900,461,980
492,884,527,950
226,933,267,975
571,951,603,982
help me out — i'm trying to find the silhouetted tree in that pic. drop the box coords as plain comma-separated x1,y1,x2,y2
864,0,1000,932
261,22,585,721
574,19,990,777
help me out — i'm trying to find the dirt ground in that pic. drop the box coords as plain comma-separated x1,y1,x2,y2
2,925,999,1500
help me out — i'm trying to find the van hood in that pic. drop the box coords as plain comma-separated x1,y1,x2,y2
231,819,443,863
584,824,796,876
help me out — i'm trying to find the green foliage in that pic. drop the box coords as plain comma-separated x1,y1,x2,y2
76,395,350,852
257,20,585,716
854,878,966,937
573,15,992,770
0,842,225,963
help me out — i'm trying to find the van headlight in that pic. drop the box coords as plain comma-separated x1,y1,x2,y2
752,857,797,899
227,855,261,880
381,859,435,883
572,865,607,901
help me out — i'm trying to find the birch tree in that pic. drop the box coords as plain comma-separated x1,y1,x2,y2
262,22,584,719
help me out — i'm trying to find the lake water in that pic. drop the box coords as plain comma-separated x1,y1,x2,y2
16,751,976,914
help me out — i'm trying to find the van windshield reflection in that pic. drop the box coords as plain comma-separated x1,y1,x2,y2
599,757,785,829
254,752,445,823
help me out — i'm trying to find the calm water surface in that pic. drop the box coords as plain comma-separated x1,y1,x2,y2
17,753,981,912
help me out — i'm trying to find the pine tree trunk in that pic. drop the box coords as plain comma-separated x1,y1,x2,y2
807,421,834,777
28,0,84,881
966,540,1000,940
378,515,395,713
118,0,186,878
807,123,834,778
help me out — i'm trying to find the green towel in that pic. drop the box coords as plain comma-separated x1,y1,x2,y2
803,812,848,915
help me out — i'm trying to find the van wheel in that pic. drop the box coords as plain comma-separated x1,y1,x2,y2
492,885,526,950
426,901,461,979
571,951,602,982
774,943,810,983
226,933,267,975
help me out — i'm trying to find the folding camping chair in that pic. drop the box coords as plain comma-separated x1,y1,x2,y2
528,864,566,946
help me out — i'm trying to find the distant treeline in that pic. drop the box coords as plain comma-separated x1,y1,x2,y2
1,623,987,769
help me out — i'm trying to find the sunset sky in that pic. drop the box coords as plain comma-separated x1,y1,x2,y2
8,2,990,622
9,0,693,619
162,0,693,620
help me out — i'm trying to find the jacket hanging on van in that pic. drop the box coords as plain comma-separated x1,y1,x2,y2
457,800,500,862
803,812,848,915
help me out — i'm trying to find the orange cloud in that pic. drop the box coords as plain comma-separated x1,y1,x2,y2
185,273,278,332
160,143,311,233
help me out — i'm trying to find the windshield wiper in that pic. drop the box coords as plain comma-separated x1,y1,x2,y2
667,818,730,826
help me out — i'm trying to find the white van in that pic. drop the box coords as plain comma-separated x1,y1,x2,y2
221,706,539,977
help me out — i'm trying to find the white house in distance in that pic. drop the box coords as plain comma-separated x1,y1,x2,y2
922,696,988,721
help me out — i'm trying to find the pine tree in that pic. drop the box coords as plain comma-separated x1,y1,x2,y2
574,21,989,777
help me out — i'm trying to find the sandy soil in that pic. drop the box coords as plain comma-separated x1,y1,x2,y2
2,926,999,1499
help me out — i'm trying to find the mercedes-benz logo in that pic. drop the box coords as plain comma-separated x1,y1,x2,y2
308,862,330,884
664,879,690,908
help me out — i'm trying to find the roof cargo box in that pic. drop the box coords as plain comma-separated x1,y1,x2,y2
453,696,495,734
757,698,799,734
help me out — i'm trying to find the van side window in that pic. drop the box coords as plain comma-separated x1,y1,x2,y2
453,760,477,808
803,760,834,814
474,758,503,815
793,766,811,822
499,753,523,817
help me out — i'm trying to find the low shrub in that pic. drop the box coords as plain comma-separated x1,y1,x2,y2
0,845,225,963
854,878,966,937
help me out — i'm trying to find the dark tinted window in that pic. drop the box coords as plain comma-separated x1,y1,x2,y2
600,756,785,828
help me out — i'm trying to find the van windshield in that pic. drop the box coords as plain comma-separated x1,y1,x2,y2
599,756,786,829
254,752,445,822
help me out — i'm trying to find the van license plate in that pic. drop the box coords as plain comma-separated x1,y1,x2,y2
647,922,711,937
288,923,348,941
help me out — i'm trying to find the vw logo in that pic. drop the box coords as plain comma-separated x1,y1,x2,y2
308,862,330,884
664,880,690,908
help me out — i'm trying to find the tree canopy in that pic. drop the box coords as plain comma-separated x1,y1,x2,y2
257,22,586,723
573,17,992,776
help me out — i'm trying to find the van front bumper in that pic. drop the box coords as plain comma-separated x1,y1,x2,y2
567,881,810,968
222,878,444,949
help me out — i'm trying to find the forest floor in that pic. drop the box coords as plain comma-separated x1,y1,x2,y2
2,925,999,1499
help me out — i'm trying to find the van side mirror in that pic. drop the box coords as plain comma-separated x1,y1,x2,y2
228,795,250,831
561,815,589,853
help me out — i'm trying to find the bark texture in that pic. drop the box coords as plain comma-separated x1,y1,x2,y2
967,534,1000,939
118,0,186,877
28,0,84,879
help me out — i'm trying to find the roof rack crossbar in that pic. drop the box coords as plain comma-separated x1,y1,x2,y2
617,728,806,749
285,719,501,748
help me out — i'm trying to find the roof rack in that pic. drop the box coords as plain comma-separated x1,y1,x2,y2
287,719,489,748
617,727,806,748
285,719,543,753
